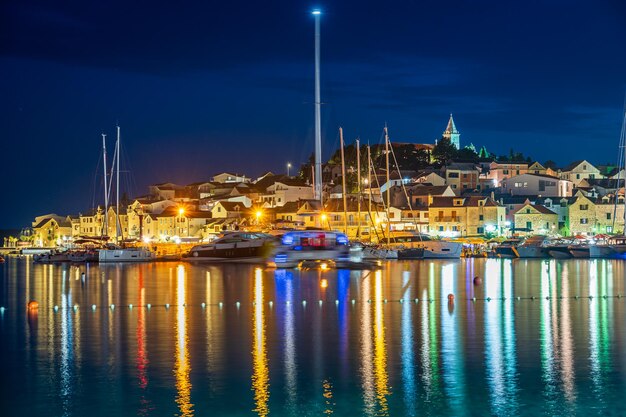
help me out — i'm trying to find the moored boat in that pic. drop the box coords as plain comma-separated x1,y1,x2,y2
516,235,550,258
547,244,573,259
185,232,276,263
99,246,156,262
273,230,361,268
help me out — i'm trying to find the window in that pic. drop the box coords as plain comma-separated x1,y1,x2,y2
526,221,532,229
448,172,459,178
503,169,509,174
526,209,531,214
580,218,588,224
580,204,588,210
452,226,458,231
479,214,484,221
576,174,580,179
439,226,444,232
606,213,611,220
477,227,484,234
607,226,613,233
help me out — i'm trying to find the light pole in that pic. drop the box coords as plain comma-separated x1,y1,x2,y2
287,162,292,177
312,9,322,204
178,208,185,237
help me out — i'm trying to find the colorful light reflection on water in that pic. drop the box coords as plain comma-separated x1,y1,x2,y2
0,258,625,416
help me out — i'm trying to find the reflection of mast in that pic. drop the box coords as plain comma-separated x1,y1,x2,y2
174,265,193,416
339,127,348,235
251,268,269,416
136,269,150,415
360,272,375,413
373,269,389,415
384,127,391,240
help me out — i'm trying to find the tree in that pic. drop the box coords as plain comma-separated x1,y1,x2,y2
432,137,457,165
455,147,479,163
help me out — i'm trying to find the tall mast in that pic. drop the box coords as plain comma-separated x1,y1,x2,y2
313,10,323,204
384,126,391,240
116,125,121,242
367,144,372,239
102,133,109,234
356,138,361,239
339,127,348,235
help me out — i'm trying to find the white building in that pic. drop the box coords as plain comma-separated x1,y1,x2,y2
501,173,573,197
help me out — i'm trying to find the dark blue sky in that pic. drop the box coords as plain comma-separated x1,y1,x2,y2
2,0,625,228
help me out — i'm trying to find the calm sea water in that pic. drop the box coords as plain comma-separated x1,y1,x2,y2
1,258,625,416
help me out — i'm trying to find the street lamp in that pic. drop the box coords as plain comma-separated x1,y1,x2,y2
287,162,292,177
178,207,185,237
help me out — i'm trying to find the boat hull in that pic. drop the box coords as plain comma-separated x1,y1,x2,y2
516,246,549,258
186,242,273,263
362,247,398,260
568,246,590,258
99,249,155,262
548,246,573,259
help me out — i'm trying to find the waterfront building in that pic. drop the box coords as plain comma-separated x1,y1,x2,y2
428,196,506,236
31,214,73,247
78,207,105,237
568,193,625,235
559,160,602,186
442,114,460,149
501,173,573,197
513,202,559,235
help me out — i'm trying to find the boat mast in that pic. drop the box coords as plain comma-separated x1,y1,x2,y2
102,133,109,234
367,144,372,239
313,10,323,204
356,137,361,239
339,127,348,235
116,125,121,242
384,126,391,240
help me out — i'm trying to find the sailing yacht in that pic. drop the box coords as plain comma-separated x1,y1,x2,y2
98,126,155,263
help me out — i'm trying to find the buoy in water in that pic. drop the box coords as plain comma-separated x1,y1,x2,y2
473,276,482,285
447,294,455,301
27,300,39,311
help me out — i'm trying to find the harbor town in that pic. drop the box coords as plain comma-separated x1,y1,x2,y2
3,114,625,262
3,2,626,416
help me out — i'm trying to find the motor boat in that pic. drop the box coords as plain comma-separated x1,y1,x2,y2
547,241,574,259
273,230,362,268
99,246,156,262
380,233,463,259
493,239,522,258
68,249,100,263
589,235,626,259
361,245,398,260
33,250,71,263
568,244,590,258
516,235,550,258
185,232,277,263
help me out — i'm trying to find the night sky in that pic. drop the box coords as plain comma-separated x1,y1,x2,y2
2,0,626,228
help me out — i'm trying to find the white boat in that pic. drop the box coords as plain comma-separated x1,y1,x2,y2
186,232,277,263
273,230,362,268
382,234,462,259
590,236,626,259
99,247,155,262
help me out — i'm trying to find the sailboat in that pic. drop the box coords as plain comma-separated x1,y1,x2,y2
99,126,155,262
372,126,462,259
361,128,398,260
590,111,626,259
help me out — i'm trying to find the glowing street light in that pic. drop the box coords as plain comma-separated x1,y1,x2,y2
312,9,321,15
178,208,185,216
287,162,292,177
